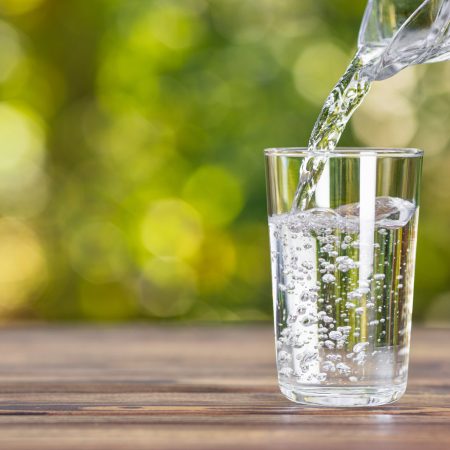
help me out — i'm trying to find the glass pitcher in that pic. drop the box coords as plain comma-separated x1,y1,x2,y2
359,0,450,80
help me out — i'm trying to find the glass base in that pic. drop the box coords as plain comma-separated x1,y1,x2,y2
279,383,407,407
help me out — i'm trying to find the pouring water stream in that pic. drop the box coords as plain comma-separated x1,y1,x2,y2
291,0,450,213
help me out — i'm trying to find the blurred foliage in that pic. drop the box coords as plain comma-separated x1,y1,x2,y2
0,0,448,323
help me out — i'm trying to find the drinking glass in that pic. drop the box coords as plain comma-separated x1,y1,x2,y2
265,148,423,407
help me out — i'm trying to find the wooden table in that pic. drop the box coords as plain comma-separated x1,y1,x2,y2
0,326,448,449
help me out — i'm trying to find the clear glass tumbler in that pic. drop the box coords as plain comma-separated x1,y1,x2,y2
265,148,423,407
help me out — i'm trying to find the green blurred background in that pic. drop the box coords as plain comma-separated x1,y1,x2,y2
0,0,448,323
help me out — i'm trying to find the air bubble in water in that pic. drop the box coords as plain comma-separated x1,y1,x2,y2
317,372,327,382
278,351,291,364
279,367,294,377
300,315,318,326
353,342,369,353
329,330,343,340
337,326,352,334
336,256,356,272
336,362,351,375
322,274,336,284
354,351,367,365
322,361,336,372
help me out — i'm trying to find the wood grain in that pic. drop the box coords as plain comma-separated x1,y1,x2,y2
0,325,448,450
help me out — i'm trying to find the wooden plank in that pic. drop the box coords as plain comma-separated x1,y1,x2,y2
0,326,448,450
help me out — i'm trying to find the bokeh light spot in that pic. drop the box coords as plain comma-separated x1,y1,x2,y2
149,4,203,50
0,0,45,15
0,102,45,172
352,72,418,147
0,102,47,217
140,258,196,318
0,21,23,82
126,3,203,56
141,199,203,259
0,218,47,315
0,168,48,218
293,42,349,105
183,166,244,227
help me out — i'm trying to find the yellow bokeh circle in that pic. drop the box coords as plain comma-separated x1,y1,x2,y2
183,165,243,227
0,217,47,314
141,198,203,260
293,42,349,105
0,0,45,16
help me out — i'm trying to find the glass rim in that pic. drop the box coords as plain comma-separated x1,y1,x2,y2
264,147,424,158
